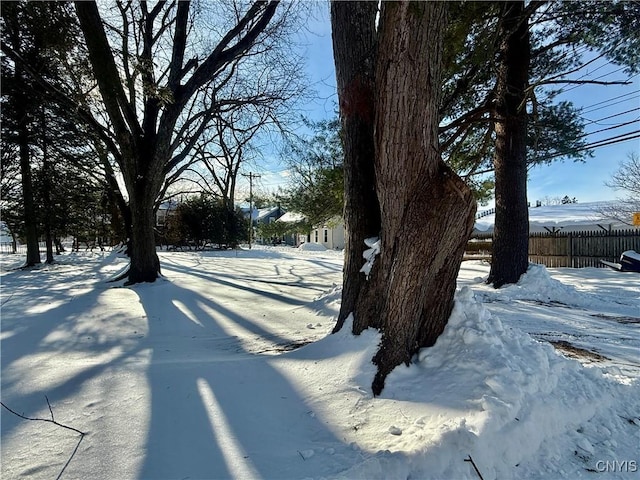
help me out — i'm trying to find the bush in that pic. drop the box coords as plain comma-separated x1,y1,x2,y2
163,195,248,249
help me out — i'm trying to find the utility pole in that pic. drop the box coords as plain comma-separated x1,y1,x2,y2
241,172,261,249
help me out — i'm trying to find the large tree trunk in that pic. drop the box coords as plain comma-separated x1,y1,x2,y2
19,139,41,267
487,1,530,288
127,185,161,284
95,141,132,244
369,2,476,395
41,113,55,264
333,2,477,396
330,1,381,333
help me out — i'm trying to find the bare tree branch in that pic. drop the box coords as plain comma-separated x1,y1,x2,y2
1,397,87,480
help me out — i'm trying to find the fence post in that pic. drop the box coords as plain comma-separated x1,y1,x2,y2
568,233,573,268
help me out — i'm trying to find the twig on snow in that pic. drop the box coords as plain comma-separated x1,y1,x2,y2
46,395,55,421
56,434,85,480
1,399,86,436
1,292,16,307
1,396,87,480
464,455,485,480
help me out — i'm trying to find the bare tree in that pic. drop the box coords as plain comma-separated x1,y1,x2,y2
598,152,640,224
187,107,271,212
71,1,302,284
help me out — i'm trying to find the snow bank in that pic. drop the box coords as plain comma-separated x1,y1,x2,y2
298,242,327,251
319,285,639,479
496,262,581,303
481,263,639,315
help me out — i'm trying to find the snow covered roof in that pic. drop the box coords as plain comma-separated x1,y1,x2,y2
157,200,179,211
255,206,281,221
277,211,306,223
239,206,282,221
475,201,631,233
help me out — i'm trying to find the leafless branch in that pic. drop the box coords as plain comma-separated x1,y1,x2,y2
1,397,87,480
532,79,631,87
464,455,485,480
1,399,86,436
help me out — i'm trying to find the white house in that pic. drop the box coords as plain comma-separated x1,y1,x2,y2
307,217,345,250
276,213,345,250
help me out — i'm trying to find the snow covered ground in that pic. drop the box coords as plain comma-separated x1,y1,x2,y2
1,247,639,479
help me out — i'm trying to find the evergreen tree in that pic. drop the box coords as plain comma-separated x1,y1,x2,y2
440,1,639,287
279,118,344,228
1,1,81,266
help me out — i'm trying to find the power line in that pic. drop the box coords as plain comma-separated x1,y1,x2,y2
580,130,640,150
583,107,640,126
579,90,639,114
578,119,640,139
581,95,640,116
533,130,640,163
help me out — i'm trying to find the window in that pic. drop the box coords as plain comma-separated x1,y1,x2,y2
314,231,318,242
324,229,328,243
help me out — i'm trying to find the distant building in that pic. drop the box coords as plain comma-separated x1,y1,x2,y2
156,200,179,228
254,206,285,225
276,213,345,250
301,217,345,250
474,201,630,235
276,211,307,246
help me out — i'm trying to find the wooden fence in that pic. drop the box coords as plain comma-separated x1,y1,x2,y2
468,229,640,268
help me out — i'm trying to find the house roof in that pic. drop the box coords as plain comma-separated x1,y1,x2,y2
240,206,283,221
474,201,631,234
277,211,306,223
255,206,281,221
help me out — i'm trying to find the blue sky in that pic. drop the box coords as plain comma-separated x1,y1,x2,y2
528,74,639,204
245,3,639,205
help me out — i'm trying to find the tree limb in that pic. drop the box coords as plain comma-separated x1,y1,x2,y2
178,1,279,105
1,398,87,436
1,396,87,480
75,1,141,143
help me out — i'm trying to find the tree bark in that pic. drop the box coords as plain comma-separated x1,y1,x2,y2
330,1,381,333
333,1,477,395
128,187,161,283
41,111,55,264
487,1,531,288
18,127,41,267
369,2,476,395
